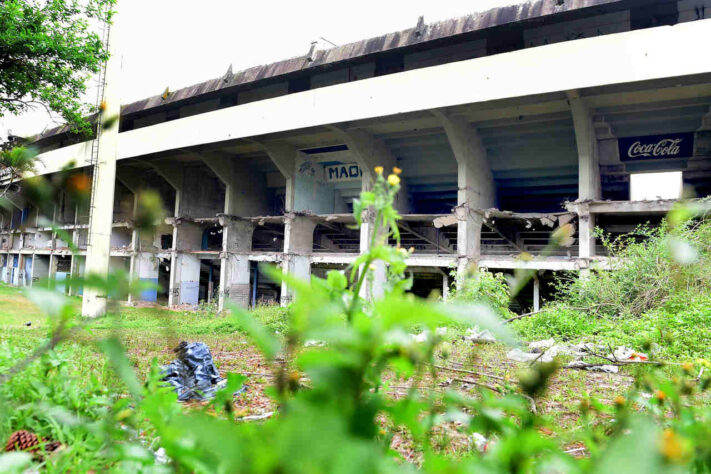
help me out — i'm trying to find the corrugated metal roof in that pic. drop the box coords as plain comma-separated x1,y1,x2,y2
36,0,621,141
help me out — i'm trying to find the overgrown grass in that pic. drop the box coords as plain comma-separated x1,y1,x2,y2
513,216,711,361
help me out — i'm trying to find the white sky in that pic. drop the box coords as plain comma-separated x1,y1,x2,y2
0,0,517,140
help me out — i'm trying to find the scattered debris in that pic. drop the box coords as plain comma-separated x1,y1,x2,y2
613,346,648,361
154,447,169,464
471,432,489,452
507,347,557,363
528,338,555,352
506,339,650,371
462,326,496,344
304,340,325,347
237,411,275,422
160,342,244,401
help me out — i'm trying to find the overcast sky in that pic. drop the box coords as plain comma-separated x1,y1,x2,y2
0,0,517,140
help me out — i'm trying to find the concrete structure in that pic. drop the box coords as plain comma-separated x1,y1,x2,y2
3,0,711,311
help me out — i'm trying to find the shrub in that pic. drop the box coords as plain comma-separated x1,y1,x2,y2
451,269,514,318
556,216,711,318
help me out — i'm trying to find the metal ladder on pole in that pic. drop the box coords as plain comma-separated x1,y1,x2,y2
86,19,111,247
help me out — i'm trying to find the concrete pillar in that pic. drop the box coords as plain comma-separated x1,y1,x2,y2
281,215,315,306
117,170,143,304
133,252,159,302
442,271,450,301
202,153,266,311
533,274,540,312
148,161,186,307
219,215,254,309
171,219,202,306
359,209,387,300
82,22,120,317
433,111,495,281
568,90,602,262
327,127,410,300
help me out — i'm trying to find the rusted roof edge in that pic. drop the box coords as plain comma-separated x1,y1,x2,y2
33,0,622,142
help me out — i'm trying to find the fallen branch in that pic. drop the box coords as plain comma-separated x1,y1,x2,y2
453,377,503,393
504,310,543,323
431,364,506,382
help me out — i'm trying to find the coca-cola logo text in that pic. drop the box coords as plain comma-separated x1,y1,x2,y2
618,133,694,162
627,138,683,159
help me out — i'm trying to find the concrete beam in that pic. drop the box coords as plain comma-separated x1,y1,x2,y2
573,199,711,215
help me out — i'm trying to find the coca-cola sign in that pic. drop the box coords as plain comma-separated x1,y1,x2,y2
618,132,694,162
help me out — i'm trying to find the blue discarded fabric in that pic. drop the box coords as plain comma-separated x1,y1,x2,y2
160,342,245,401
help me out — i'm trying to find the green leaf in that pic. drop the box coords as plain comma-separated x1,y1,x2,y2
230,304,281,359
99,337,142,400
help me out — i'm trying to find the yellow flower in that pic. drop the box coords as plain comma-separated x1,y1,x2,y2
374,166,384,175
614,395,625,407
387,174,400,186
682,362,694,372
660,429,685,463
99,100,107,111
393,166,402,175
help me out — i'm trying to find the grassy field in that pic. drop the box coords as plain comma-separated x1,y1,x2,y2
0,283,638,443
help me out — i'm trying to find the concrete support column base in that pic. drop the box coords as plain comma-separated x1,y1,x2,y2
359,219,387,301
169,253,200,307
219,217,254,311
456,204,482,289
280,216,315,306
222,254,251,309
131,252,159,303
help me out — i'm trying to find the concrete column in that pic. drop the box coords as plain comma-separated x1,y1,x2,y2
442,271,450,301
533,274,540,312
202,153,266,311
132,252,159,302
117,170,143,304
433,111,495,281
568,90,602,262
328,127,409,300
281,215,315,306
82,21,120,317
171,219,202,306
219,215,254,309
149,161,185,307
359,209,387,300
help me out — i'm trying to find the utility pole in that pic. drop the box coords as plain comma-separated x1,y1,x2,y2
82,15,120,318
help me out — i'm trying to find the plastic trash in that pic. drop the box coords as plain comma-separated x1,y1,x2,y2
160,342,243,401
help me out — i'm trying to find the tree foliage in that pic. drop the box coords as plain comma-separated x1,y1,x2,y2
0,0,115,136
